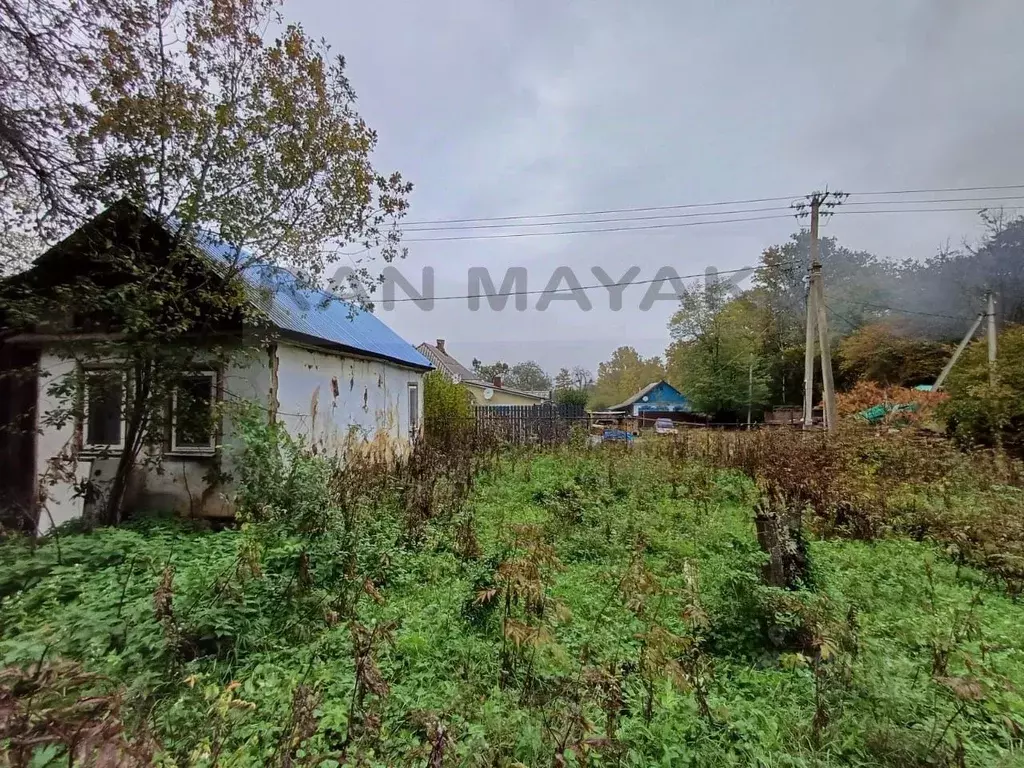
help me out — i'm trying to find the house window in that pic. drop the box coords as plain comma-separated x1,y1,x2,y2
84,370,125,448
171,372,217,451
408,382,419,436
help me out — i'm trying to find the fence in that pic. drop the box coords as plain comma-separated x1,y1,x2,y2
474,403,588,444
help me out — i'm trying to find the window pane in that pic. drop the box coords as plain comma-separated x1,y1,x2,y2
175,374,214,448
86,372,123,446
408,383,419,433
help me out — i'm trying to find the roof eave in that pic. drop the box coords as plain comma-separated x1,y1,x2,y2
276,328,433,372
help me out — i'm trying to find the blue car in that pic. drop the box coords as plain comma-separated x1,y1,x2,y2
601,428,635,443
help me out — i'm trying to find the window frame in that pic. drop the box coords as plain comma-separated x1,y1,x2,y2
81,366,127,452
169,370,219,454
408,381,420,437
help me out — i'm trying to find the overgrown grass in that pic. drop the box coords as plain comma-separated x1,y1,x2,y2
1,434,1023,766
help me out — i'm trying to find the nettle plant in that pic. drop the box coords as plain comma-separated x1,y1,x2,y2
1,0,410,528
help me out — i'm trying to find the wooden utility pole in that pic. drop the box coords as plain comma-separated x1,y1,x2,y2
987,290,997,386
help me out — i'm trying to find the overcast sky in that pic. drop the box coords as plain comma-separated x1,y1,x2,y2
291,0,1023,374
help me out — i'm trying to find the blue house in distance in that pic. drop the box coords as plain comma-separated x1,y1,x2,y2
608,380,692,418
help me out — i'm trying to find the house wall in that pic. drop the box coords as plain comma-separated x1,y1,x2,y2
464,384,544,406
273,342,423,456
630,382,691,416
33,354,92,531
28,343,423,533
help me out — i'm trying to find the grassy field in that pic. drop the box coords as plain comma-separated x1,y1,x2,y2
1,436,1023,766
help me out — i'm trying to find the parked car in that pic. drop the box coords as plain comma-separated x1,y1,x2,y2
601,428,635,444
653,418,678,435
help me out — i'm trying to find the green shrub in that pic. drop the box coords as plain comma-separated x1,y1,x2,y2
423,370,473,439
941,325,1024,457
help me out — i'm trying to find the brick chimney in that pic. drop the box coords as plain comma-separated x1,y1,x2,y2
492,375,503,388
435,338,446,353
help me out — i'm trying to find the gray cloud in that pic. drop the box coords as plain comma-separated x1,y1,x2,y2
293,0,1024,372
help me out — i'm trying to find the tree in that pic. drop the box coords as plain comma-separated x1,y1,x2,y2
570,366,594,390
471,359,510,382
940,325,1024,457
552,366,591,408
753,232,898,344
838,323,949,387
895,213,1024,337
590,347,664,410
423,371,473,439
505,361,552,391
0,0,143,229
666,281,771,417
1,0,410,525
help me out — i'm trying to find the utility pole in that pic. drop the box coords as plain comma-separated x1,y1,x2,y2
987,290,997,386
802,217,817,430
747,357,754,429
800,192,840,432
933,312,985,391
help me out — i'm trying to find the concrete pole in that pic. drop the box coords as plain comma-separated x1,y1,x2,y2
934,313,984,391
802,198,818,430
814,267,838,432
747,357,754,429
987,291,997,387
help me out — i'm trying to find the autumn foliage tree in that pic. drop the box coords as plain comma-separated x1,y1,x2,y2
838,324,949,387
0,0,410,524
590,347,664,410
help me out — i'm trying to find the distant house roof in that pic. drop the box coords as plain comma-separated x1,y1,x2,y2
460,379,548,401
608,380,688,412
416,341,548,402
417,341,477,382
15,202,433,371
522,390,552,401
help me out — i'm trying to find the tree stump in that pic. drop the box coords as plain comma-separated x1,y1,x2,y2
754,486,809,590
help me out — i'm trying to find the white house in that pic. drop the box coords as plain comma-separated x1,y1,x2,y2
0,203,432,534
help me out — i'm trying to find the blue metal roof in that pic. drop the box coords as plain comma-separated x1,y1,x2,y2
195,231,432,370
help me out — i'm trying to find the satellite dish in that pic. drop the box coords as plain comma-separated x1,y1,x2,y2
483,387,494,400
642,395,649,402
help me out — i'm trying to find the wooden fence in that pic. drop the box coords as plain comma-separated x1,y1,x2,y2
474,403,588,444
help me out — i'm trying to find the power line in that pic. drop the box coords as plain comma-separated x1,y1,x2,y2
378,262,798,303
827,296,971,321
403,204,796,232
403,195,803,226
403,213,799,242
845,183,1024,197
402,195,1024,234
402,183,1024,227
841,194,1024,208
834,205,1024,217
401,200,1024,243
823,301,861,331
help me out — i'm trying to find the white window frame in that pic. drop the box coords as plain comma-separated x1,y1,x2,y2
170,371,218,453
82,367,127,451
408,381,420,437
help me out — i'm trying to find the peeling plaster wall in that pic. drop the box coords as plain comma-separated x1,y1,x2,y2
274,343,423,457
29,343,420,533
33,353,90,532
32,348,272,533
